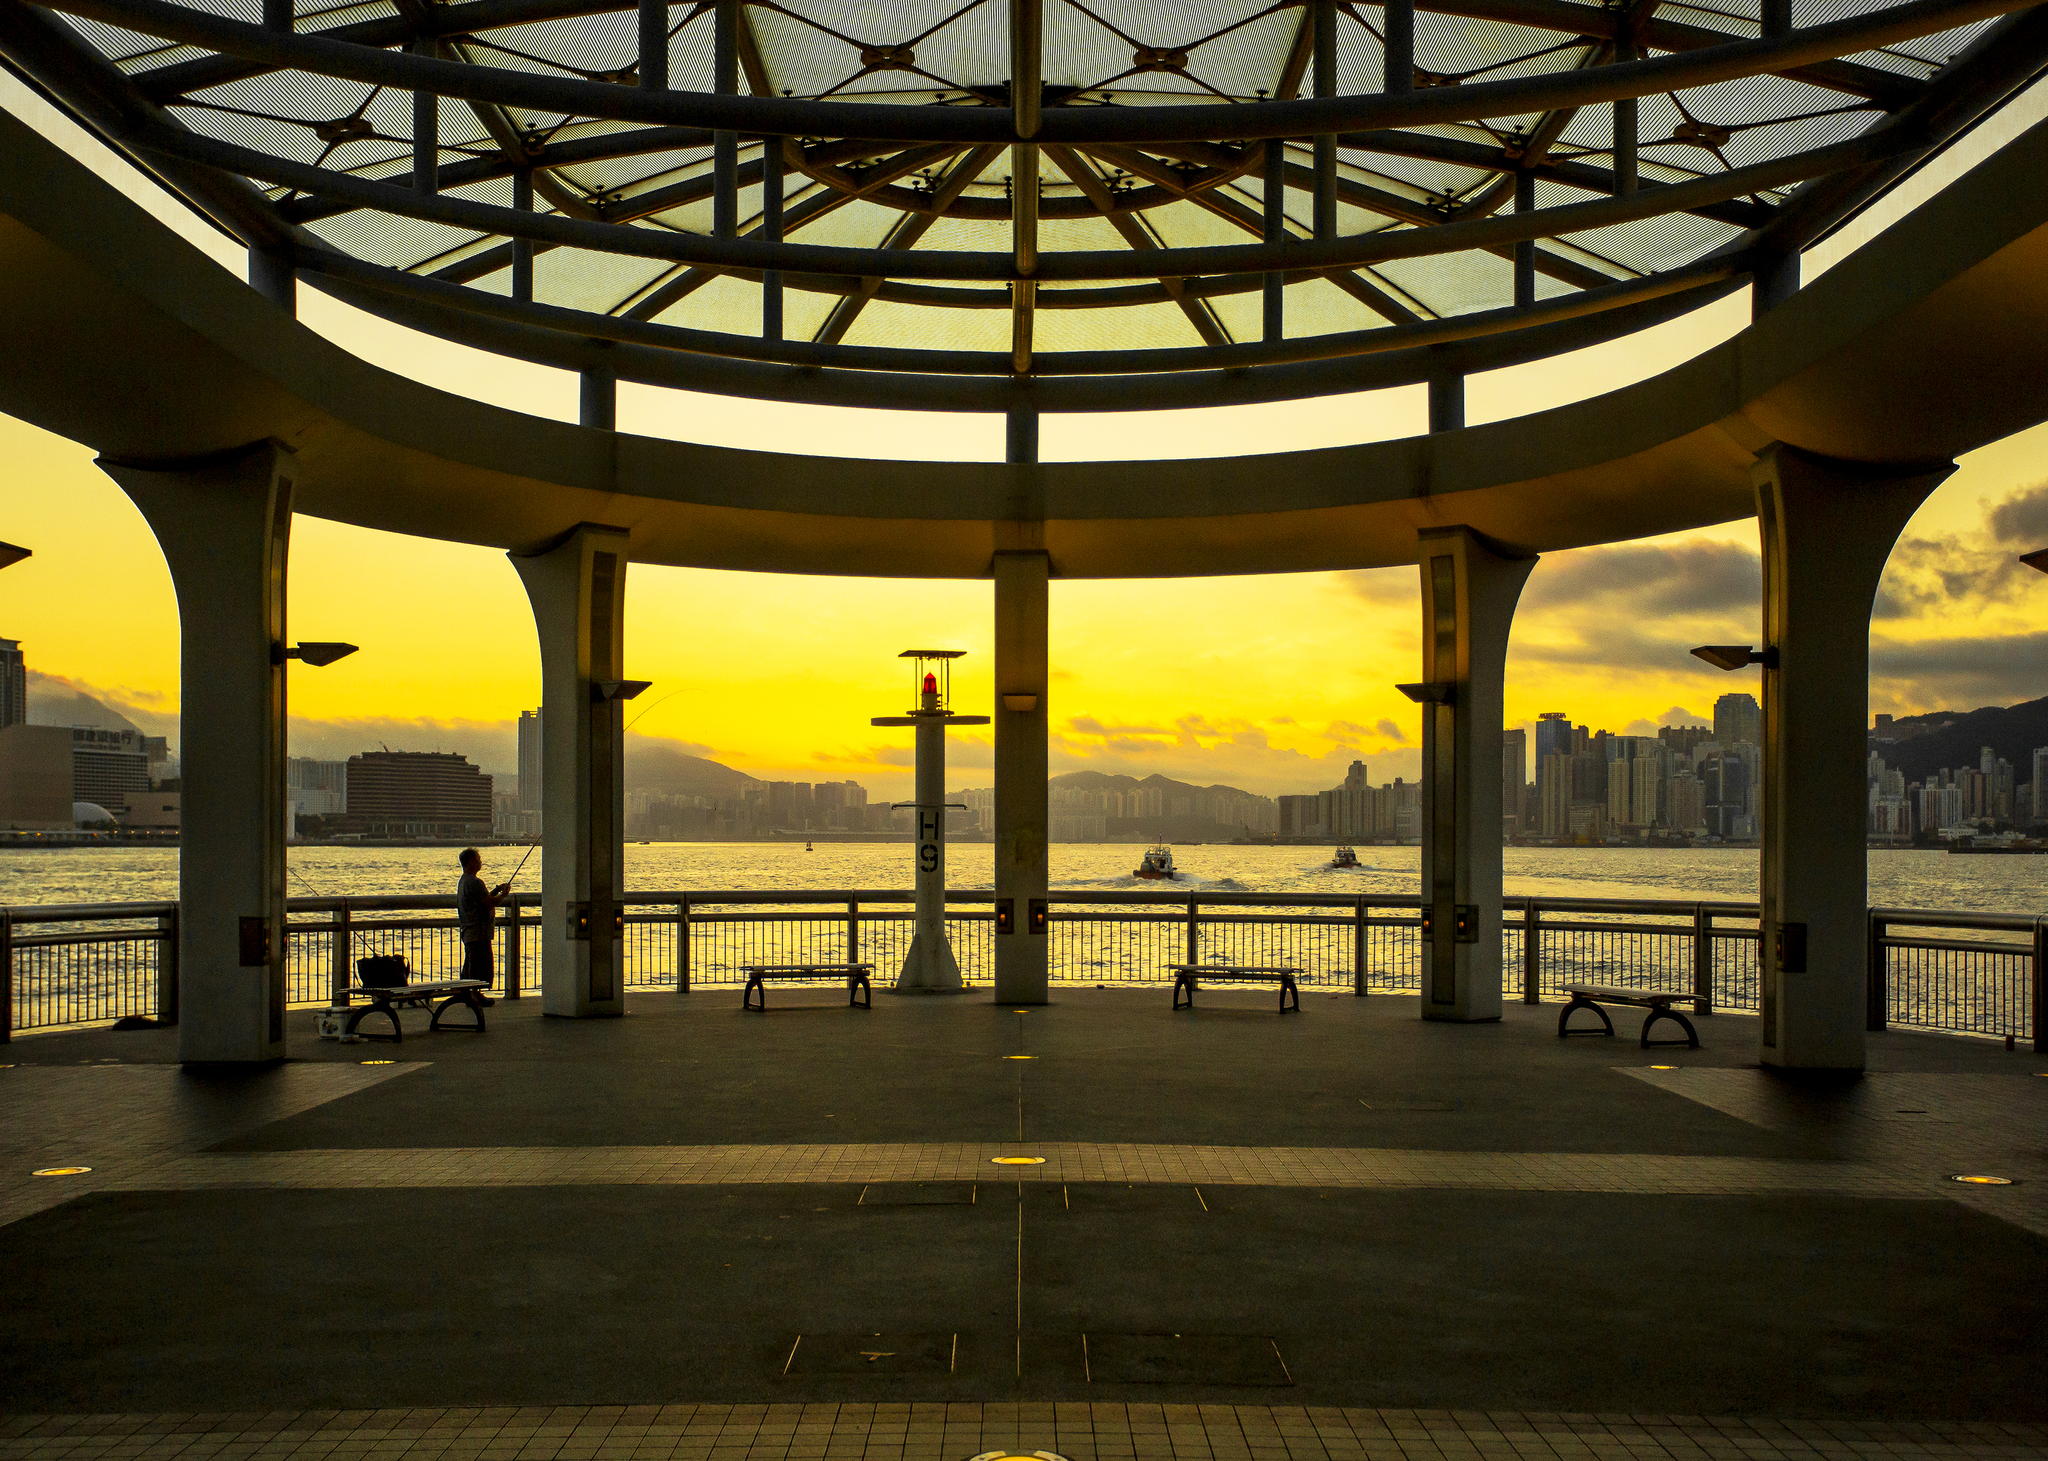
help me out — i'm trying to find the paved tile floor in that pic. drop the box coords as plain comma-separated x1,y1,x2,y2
2,993,2044,1451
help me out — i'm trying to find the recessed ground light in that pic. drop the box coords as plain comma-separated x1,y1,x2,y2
1950,1174,2017,1186
360,1059,395,1065
1648,1064,1677,1070
1012,1009,1031,1014
31,1166,91,1177
1002,1054,1037,1060
970,1452,1067,1461
991,1156,1046,1166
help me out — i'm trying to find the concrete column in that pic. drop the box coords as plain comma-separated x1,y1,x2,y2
102,443,293,1064
1416,526,1535,1023
1753,446,1948,1072
511,524,631,1018
993,550,1050,1004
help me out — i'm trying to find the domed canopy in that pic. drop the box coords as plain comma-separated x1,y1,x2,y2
5,0,2046,413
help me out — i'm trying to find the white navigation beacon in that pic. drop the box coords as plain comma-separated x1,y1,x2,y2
871,650,990,995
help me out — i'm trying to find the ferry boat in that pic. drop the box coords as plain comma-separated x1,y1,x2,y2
1330,846,1361,869
1133,845,1177,880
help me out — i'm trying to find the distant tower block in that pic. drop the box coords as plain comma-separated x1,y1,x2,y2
872,650,989,994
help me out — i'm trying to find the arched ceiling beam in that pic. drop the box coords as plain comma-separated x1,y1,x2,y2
135,117,1900,279
127,0,1924,107
296,238,1738,374
60,0,2006,145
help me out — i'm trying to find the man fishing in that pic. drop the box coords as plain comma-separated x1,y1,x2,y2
455,847,512,1005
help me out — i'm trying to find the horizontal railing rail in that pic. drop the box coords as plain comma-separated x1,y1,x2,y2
0,891,2039,1051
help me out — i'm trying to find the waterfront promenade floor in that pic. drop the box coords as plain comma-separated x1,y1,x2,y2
1,990,2045,1459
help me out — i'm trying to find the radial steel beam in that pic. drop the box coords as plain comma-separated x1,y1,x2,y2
55,0,2008,144
128,0,1924,106
1044,144,1229,346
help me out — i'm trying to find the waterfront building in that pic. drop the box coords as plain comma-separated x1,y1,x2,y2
1502,730,1527,837
0,637,23,728
0,722,73,829
69,726,150,811
343,750,492,839
516,708,542,818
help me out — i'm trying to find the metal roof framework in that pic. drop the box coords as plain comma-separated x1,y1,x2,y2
3,0,2046,414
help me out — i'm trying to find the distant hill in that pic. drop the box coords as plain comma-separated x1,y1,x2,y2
625,739,762,798
1050,769,1270,805
1872,696,2048,781
25,672,145,735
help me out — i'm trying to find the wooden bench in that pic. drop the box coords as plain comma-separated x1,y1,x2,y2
1168,963,1303,1013
339,979,489,1042
741,962,875,1012
1558,983,1704,1049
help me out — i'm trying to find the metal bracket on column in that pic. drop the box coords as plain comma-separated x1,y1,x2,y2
1420,905,1434,938
237,916,271,967
1774,921,1808,973
1454,905,1479,943
995,898,1015,935
1028,898,1048,936
566,902,621,940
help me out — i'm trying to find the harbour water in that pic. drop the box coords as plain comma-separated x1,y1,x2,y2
1,842,2041,914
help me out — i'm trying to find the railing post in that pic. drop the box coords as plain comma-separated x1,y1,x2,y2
1521,901,1541,1004
329,900,352,1006
2030,915,2045,1055
504,895,523,1000
1691,903,1714,1016
156,908,180,1025
1866,913,1889,1033
676,898,692,994
0,910,13,1043
1185,896,1201,966
1352,896,1369,996
846,899,860,965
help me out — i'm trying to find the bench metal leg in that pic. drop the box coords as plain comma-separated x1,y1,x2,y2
346,1004,403,1042
430,993,486,1032
743,977,765,1012
1641,1007,1701,1049
1279,978,1299,1013
1557,996,1614,1039
1173,975,1195,1010
850,975,871,1009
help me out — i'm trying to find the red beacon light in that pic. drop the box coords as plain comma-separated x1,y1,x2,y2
923,672,938,696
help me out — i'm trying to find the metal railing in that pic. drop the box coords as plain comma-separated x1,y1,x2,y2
0,891,2040,1050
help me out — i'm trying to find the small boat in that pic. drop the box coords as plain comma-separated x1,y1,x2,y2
804,840,814,852
1330,846,1361,869
1133,845,1177,880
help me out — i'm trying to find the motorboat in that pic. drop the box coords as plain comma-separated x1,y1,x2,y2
1330,846,1361,869
1133,845,1177,879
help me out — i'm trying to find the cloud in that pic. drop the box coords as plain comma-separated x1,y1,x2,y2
1987,481,2048,546
1044,708,1421,796
1065,714,1173,737
1373,718,1408,744
1522,541,1760,619
1870,630,2048,708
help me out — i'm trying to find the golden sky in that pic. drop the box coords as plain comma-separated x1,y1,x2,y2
3,83,2045,799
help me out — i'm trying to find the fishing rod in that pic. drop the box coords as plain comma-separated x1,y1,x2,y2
285,861,387,960
500,840,538,893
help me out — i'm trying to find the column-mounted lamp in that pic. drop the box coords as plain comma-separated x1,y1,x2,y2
592,679,652,703
0,541,30,571
2021,548,2048,574
1690,644,1778,671
276,641,359,666
1396,681,1454,704
1001,693,1039,712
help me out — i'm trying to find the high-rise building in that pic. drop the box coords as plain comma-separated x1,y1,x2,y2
1534,711,1572,765
1502,729,1527,835
1700,752,1752,840
516,709,542,815
344,750,493,838
70,726,150,810
2033,746,2048,823
0,638,23,729
1536,753,1572,838
1713,692,1762,747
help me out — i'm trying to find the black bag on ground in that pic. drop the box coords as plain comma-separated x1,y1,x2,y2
356,954,411,988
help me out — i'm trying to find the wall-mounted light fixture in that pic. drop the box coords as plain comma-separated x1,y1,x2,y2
0,541,30,571
276,641,359,667
592,679,652,703
2021,548,2048,575
1690,644,1778,671
1395,682,1453,704
1001,693,1039,712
